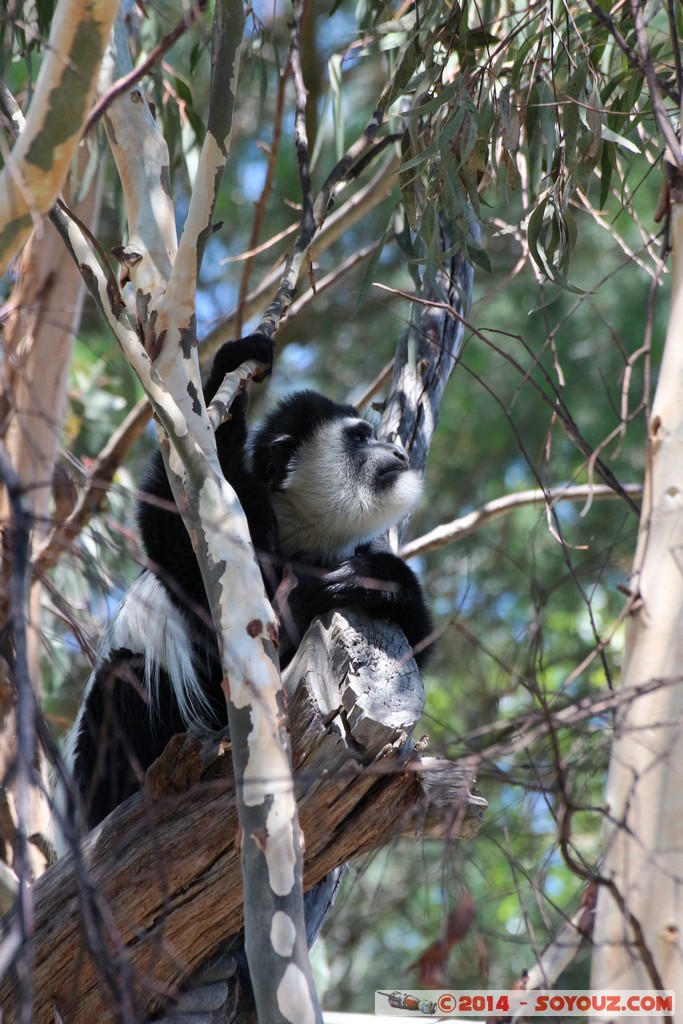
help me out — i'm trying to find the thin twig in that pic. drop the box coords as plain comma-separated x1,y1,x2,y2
202,152,400,354
456,306,642,516
53,198,125,316
311,40,419,227
665,0,683,103
32,398,151,576
0,441,35,1017
585,0,680,108
206,359,266,431
629,0,682,166
256,0,315,335
255,9,414,338
290,0,315,238
234,60,291,336
286,241,378,322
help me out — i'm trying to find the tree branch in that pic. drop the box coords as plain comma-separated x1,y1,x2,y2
234,60,291,336
381,219,475,490
401,483,644,559
629,0,682,166
201,151,400,357
99,9,178,310
160,0,245,335
252,11,416,339
98,14,321,1021
84,2,206,136
0,0,119,273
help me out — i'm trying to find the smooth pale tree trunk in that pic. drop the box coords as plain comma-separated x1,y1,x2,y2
590,192,683,1021
0,156,102,891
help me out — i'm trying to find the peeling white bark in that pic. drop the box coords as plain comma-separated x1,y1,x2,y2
277,964,317,1024
99,14,177,300
271,911,297,957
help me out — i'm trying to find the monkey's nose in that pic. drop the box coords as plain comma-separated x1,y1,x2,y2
389,443,410,466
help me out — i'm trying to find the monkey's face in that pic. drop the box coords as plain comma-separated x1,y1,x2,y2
337,417,419,502
271,416,422,563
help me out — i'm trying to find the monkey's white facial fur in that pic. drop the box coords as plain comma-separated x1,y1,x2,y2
271,417,422,563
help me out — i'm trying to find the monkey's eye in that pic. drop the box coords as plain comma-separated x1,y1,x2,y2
347,422,373,445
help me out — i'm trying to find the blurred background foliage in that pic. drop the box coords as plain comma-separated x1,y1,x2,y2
1,0,677,1011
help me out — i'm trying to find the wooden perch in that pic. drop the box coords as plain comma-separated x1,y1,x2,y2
0,611,485,1023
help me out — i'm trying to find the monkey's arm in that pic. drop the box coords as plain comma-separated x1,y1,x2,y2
202,332,274,404
284,548,433,668
137,334,276,607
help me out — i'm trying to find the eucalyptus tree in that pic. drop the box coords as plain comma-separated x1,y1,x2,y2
1,1,683,1021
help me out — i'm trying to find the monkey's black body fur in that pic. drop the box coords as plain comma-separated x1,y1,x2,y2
69,334,431,830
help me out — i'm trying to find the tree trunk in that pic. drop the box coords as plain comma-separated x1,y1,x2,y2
0,156,102,894
590,175,683,1019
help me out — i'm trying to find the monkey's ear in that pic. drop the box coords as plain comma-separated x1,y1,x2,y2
267,434,297,486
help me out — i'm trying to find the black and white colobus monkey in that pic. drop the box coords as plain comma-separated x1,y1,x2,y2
68,333,432,829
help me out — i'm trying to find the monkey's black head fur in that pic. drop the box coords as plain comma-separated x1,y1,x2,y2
251,390,360,488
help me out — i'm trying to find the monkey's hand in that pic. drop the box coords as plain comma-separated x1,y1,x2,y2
203,332,275,404
287,549,433,667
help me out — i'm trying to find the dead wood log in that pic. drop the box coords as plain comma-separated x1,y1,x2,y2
0,611,485,1022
